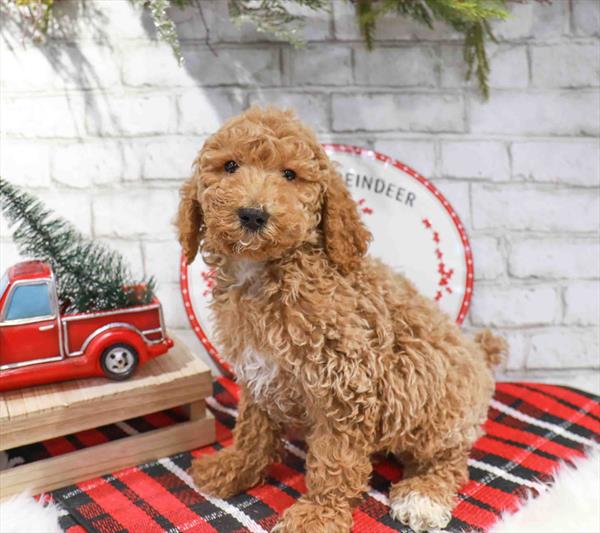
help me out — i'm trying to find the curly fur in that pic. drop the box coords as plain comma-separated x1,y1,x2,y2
176,106,507,533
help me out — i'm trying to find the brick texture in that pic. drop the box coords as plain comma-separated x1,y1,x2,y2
563,282,600,327
470,285,561,327
508,238,600,280
1,0,598,374
472,185,599,232
531,43,600,89
441,141,509,181
527,328,599,369
332,93,465,132
471,237,505,281
354,46,438,88
511,140,600,187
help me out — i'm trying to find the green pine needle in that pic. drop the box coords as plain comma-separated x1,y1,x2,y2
0,178,155,314
228,0,328,48
136,0,188,65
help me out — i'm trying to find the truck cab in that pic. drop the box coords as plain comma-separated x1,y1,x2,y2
0,261,61,370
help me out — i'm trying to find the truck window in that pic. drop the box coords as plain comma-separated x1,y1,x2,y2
4,283,52,321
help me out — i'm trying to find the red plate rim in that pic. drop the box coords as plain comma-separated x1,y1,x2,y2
180,144,474,374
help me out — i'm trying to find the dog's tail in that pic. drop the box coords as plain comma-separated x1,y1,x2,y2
475,329,507,369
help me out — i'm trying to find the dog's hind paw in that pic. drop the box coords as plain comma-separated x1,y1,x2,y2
390,490,452,532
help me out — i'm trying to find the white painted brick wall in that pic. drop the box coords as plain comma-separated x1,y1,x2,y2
52,141,125,187
470,286,561,327
564,282,600,326
178,89,245,135
138,137,203,180
527,328,599,369
1,141,51,187
1,95,86,137
472,185,599,232
332,93,465,132
509,238,600,279
511,140,600,186
489,0,568,40
441,141,509,181
86,94,177,137
92,188,179,238
287,45,353,86
249,91,330,132
372,139,435,178
572,0,600,37
353,46,438,88
441,44,529,90
531,43,600,88
1,0,598,377
469,91,600,136
470,237,505,281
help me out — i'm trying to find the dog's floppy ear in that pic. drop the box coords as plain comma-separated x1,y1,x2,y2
320,153,371,274
176,175,204,264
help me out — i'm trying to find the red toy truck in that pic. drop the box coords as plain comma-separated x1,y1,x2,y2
0,261,173,391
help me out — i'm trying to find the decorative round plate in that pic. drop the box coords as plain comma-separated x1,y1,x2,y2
180,144,473,373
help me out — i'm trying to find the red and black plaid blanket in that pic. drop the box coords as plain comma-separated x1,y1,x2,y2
7,378,598,532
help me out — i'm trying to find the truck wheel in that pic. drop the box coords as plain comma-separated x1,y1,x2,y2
100,343,139,380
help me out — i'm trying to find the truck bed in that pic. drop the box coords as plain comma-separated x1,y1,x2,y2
62,299,166,356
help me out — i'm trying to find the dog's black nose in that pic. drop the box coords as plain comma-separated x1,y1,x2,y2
238,207,269,231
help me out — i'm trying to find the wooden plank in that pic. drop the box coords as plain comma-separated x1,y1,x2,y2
1,334,208,421
0,379,212,449
3,389,27,419
0,335,213,449
0,382,211,450
0,412,215,499
18,387,37,418
152,350,183,384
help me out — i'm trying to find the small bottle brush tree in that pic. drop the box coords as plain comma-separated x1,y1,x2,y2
0,178,155,314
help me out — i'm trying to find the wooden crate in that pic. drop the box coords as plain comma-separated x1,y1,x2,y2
0,334,215,498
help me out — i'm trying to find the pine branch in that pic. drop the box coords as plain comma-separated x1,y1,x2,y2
135,0,189,65
356,0,377,49
0,178,155,313
356,0,508,98
8,0,55,42
228,0,328,47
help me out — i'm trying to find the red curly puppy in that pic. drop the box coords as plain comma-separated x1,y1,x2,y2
176,106,505,533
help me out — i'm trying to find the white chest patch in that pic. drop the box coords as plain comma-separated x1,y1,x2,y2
233,259,264,286
233,347,279,400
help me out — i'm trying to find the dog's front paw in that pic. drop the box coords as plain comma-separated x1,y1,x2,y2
390,490,452,532
190,448,263,498
273,499,352,533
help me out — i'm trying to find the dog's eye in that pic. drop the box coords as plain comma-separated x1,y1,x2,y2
282,169,296,181
224,160,239,174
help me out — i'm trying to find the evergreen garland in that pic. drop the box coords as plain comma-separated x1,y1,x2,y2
6,0,524,98
0,178,155,314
